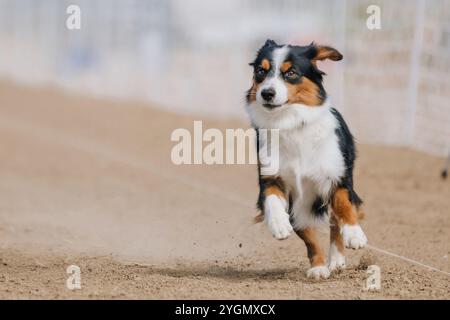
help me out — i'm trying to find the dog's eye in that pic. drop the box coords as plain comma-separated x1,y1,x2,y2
255,67,266,76
285,69,298,80
254,67,267,82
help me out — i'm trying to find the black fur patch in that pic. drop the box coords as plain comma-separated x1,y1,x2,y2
330,108,363,207
249,39,281,69
311,196,328,217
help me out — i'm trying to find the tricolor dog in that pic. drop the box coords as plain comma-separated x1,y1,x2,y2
245,40,367,280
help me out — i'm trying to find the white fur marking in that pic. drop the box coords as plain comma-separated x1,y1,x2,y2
264,194,292,240
328,243,346,272
307,265,330,280
256,46,289,106
342,224,368,249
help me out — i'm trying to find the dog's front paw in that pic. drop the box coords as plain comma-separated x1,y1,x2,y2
264,195,292,240
306,266,330,280
266,212,293,240
328,244,346,272
342,224,367,249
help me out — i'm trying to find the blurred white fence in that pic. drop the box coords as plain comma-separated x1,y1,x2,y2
0,0,448,156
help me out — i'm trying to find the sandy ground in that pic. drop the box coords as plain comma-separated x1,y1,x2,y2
0,82,449,299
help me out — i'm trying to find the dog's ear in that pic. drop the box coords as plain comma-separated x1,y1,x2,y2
250,39,279,66
306,42,343,62
262,39,278,48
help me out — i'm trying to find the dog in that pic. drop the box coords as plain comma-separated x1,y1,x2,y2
245,40,367,280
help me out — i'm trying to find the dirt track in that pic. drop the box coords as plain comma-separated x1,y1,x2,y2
0,82,449,299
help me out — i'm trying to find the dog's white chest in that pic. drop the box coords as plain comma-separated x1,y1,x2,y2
276,113,345,198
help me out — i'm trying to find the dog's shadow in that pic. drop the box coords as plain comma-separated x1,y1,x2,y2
133,264,304,281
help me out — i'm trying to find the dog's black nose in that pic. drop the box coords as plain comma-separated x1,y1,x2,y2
261,88,275,102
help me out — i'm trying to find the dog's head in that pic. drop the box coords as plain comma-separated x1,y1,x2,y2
246,40,342,109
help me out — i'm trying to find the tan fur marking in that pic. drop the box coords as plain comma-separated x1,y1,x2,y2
286,77,322,106
296,228,326,267
357,206,365,220
261,58,270,71
253,213,264,224
332,188,358,225
247,81,259,102
314,46,343,62
280,61,292,73
264,186,286,200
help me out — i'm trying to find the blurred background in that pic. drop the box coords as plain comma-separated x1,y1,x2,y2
0,0,448,155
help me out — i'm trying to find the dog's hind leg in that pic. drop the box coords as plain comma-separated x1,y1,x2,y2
328,215,346,272
296,227,330,280
331,188,367,251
